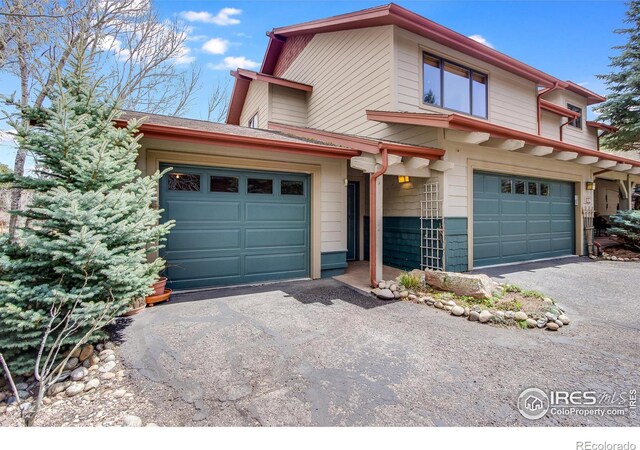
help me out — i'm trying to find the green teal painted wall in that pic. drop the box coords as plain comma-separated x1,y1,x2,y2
445,217,469,272
321,251,348,278
382,217,421,270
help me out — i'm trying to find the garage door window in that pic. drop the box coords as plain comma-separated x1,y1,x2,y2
528,182,538,196
168,173,200,191
540,183,550,196
210,176,238,193
248,178,273,194
501,179,512,194
515,180,525,195
281,180,304,195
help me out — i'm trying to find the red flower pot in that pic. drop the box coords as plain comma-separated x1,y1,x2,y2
152,277,168,295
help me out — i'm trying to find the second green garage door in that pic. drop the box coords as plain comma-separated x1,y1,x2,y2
160,164,310,290
473,171,575,267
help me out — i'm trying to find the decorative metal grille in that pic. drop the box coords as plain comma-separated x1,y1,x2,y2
420,180,445,271
583,204,595,256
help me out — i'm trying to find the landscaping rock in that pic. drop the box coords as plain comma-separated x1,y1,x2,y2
444,305,453,311
48,381,71,396
103,354,116,363
537,318,548,329
505,311,515,320
84,379,100,392
393,291,400,299
400,290,409,299
543,297,554,305
495,311,505,319
554,319,564,328
408,294,417,301
445,300,457,307
65,383,84,397
468,311,480,322
104,342,115,350
113,389,126,398
71,366,88,381
514,312,528,321
526,318,537,328
99,361,117,373
463,307,470,317
417,296,427,304
15,382,28,391
99,349,114,360
558,314,570,325
122,415,143,427
79,345,94,362
424,270,498,299
546,322,560,331
434,301,444,309
545,312,558,321
100,372,116,380
478,311,493,323
390,284,398,292
65,357,79,370
451,306,465,316
378,281,386,289
376,288,394,300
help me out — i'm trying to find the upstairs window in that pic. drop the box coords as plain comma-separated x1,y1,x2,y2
423,52,488,118
247,112,259,129
567,104,582,129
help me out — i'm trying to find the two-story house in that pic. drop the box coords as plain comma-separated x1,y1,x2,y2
129,3,640,290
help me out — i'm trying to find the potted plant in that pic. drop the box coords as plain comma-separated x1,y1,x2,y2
123,297,146,316
145,274,172,307
152,276,168,295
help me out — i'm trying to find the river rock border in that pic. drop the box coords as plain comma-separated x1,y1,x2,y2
600,252,640,262
0,341,154,427
372,279,570,331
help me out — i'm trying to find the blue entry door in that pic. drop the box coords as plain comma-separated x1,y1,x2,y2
473,171,575,267
159,164,310,290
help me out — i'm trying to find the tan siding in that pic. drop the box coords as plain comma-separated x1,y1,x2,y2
282,26,393,137
394,27,538,134
383,175,427,217
239,80,269,128
540,110,560,140
559,91,598,150
270,85,308,127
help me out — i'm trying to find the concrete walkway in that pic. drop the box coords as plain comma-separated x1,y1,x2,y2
118,257,640,426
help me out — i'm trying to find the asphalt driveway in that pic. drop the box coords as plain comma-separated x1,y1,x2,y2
118,257,640,426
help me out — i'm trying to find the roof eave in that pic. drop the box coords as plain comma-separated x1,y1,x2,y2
366,110,640,168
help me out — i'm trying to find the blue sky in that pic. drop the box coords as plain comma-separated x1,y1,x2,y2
0,0,630,167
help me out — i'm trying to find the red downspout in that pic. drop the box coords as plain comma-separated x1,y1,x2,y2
369,146,389,288
559,116,575,142
537,82,562,135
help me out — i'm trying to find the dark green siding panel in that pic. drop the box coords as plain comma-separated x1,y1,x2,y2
160,164,310,290
445,217,468,272
321,251,347,278
382,217,421,271
473,171,575,267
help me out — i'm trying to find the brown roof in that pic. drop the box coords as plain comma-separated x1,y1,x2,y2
119,110,344,148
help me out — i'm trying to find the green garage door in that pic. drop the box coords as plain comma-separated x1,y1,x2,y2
160,164,310,290
473,171,575,267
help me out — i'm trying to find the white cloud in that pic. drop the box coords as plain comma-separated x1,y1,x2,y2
468,34,494,49
208,56,259,71
186,34,208,42
172,46,196,65
202,38,229,55
180,8,242,26
97,35,131,61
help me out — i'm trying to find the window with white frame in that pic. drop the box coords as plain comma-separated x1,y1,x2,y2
247,112,259,129
423,52,488,118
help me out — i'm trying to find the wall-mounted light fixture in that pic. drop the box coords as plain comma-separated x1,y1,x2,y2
585,181,596,191
398,175,411,184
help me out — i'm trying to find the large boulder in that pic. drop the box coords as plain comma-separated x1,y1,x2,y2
424,270,499,299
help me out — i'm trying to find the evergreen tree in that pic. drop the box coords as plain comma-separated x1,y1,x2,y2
609,210,640,250
0,50,173,375
597,0,640,151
